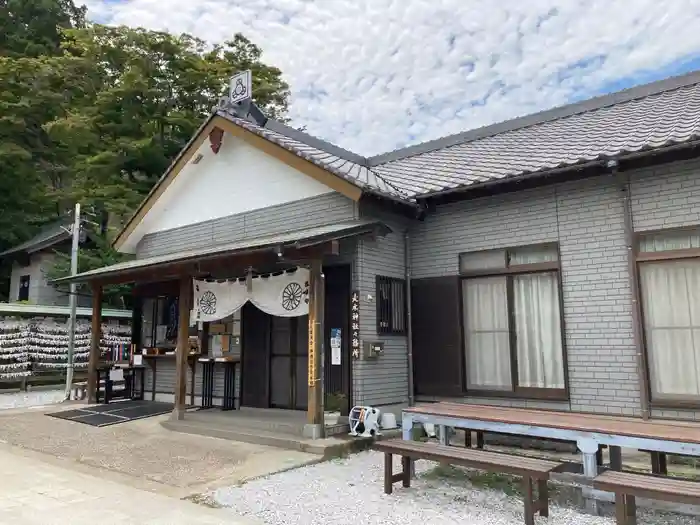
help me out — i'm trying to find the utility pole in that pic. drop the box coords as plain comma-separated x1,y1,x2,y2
64,203,81,400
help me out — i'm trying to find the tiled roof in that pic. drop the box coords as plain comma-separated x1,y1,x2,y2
369,71,700,198
0,219,72,257
218,111,413,201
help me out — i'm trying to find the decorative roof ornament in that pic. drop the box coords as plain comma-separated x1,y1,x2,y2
216,70,253,119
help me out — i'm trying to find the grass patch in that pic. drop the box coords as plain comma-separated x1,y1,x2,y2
668,455,700,469
423,464,525,497
184,493,223,508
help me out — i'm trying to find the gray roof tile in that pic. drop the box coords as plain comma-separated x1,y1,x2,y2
218,111,413,201
0,219,72,257
370,73,700,197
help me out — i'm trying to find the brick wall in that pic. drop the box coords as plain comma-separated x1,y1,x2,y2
411,158,700,419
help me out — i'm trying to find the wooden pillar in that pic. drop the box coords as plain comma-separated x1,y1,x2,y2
87,283,103,404
306,259,324,437
172,276,192,420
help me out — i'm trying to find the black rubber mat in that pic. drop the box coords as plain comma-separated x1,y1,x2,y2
47,400,174,427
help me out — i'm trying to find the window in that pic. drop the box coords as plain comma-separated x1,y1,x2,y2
376,276,406,335
140,295,179,349
637,228,700,403
460,244,566,398
18,275,30,301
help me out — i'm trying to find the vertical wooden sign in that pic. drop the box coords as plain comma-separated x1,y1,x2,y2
308,314,316,386
351,291,360,359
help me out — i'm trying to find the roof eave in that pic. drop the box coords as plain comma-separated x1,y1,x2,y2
413,139,700,202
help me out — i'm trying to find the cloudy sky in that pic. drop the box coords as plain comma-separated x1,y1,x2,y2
84,0,700,156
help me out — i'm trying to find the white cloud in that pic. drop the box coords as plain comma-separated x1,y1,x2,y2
84,0,700,155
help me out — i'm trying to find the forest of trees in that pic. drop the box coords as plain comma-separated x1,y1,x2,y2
0,0,290,305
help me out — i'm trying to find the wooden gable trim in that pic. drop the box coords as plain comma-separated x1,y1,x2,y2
214,118,363,201
113,115,363,252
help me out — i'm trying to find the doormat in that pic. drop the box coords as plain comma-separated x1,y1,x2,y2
47,400,174,427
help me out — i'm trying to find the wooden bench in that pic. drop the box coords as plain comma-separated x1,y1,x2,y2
374,439,564,525
594,470,700,525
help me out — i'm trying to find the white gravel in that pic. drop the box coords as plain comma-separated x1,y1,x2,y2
0,389,65,411
213,450,620,525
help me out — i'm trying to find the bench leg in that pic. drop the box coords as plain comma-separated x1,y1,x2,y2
384,453,393,494
615,493,637,525
596,445,604,467
650,452,668,476
438,425,448,445
522,477,535,525
401,456,411,488
537,479,549,518
464,429,472,448
476,431,484,449
609,445,623,471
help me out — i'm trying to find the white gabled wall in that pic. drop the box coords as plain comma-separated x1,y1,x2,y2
121,132,334,253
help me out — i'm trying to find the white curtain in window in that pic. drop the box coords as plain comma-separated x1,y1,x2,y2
639,230,700,253
463,277,512,390
640,260,700,399
513,272,565,389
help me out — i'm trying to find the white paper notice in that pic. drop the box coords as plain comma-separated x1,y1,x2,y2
109,368,124,381
330,328,341,366
211,335,223,358
132,355,143,366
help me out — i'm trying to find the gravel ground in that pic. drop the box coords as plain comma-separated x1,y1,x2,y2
212,451,696,525
0,389,65,411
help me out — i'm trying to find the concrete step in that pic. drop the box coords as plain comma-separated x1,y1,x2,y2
183,409,351,437
161,419,382,458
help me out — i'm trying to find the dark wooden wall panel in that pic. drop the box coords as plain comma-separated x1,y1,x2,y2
411,276,464,396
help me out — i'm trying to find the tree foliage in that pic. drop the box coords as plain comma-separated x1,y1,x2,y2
0,1,290,306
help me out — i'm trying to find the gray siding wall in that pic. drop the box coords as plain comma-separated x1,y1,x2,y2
354,203,410,407
411,158,700,420
136,192,357,258
9,252,91,307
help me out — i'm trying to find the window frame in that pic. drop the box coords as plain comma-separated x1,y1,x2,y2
635,226,700,409
375,275,407,335
140,294,179,349
458,243,569,401
18,275,30,301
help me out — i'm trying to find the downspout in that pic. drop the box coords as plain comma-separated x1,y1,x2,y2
619,170,651,420
404,229,415,406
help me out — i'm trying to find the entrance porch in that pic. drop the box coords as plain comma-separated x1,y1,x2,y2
53,220,390,440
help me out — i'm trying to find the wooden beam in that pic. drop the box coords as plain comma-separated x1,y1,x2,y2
307,259,324,433
87,284,103,403
172,276,192,420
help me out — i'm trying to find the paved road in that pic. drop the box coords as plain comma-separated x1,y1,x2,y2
0,444,258,525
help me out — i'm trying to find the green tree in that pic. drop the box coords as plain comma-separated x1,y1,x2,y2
42,25,290,305
51,25,289,219
0,0,87,299
0,8,290,306
0,0,86,57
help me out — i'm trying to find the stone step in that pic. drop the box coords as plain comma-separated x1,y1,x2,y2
161,419,381,458
183,409,351,437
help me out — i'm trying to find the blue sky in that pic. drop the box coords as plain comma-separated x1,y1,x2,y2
83,0,700,156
